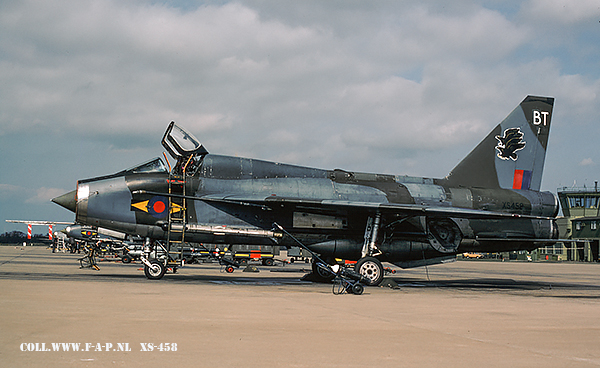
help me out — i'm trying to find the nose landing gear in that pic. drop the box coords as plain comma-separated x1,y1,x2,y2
144,260,166,280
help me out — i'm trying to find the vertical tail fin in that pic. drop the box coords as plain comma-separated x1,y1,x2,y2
445,95,554,191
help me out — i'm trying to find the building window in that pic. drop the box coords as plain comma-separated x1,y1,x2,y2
592,222,598,230
575,222,582,231
569,196,585,208
585,197,599,208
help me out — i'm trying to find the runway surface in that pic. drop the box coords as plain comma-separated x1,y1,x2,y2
2,245,600,367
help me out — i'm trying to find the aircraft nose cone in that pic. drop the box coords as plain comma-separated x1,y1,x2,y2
52,190,77,213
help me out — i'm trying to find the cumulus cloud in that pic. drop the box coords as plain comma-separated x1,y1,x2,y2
0,0,534,146
2,3,597,134
579,158,595,166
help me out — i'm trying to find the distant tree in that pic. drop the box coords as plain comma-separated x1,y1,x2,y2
0,231,27,243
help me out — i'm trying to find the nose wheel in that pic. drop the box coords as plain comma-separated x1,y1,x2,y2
144,260,166,280
355,257,384,286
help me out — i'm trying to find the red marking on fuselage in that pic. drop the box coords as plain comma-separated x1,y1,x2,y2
153,201,166,213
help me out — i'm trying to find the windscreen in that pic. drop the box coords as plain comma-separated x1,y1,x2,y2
123,158,168,174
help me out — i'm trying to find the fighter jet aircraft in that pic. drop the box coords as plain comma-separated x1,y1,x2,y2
53,95,558,285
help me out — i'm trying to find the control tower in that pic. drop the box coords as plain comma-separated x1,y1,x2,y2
550,182,600,261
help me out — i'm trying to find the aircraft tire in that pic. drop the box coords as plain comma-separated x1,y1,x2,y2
355,257,384,286
351,283,364,295
262,258,274,266
122,255,133,264
144,260,166,280
225,265,235,273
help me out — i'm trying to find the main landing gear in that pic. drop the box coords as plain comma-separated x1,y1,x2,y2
355,256,384,286
354,213,385,286
303,213,387,287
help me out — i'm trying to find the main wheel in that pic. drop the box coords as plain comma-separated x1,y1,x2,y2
144,260,166,280
262,258,275,266
355,257,384,286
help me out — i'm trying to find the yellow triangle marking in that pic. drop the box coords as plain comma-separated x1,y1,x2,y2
131,200,149,213
170,203,183,214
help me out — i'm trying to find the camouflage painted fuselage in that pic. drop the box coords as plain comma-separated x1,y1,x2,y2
70,153,557,267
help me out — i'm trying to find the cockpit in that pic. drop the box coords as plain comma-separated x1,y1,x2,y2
90,122,208,181
161,121,209,176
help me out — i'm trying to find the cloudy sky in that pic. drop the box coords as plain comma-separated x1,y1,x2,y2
1,0,599,234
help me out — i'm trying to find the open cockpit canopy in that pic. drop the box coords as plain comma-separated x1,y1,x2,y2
162,121,208,160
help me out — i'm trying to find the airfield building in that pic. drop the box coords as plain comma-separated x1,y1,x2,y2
538,184,600,262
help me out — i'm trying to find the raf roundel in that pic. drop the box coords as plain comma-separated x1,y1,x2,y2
148,196,169,219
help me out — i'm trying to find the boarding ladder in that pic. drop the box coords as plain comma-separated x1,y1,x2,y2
165,155,193,268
